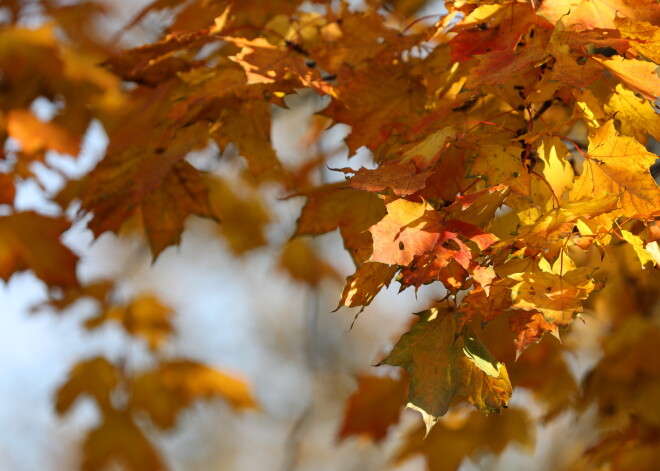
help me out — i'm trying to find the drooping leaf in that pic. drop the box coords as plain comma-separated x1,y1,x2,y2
338,262,398,310
380,309,512,433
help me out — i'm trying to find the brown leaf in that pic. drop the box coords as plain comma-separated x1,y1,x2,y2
55,357,119,415
81,410,165,471
0,212,78,288
396,408,534,471
338,374,408,442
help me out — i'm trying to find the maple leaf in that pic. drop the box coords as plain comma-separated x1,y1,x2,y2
295,182,386,263
594,56,660,102
85,294,175,351
468,143,532,196
583,317,660,427
338,262,398,310
129,359,256,429
604,84,660,143
508,310,559,359
81,411,165,471
338,374,409,443
55,357,119,415
0,212,78,288
380,309,512,432
226,37,332,94
279,237,339,285
457,279,514,326
348,163,432,197
368,198,497,269
509,266,597,327
205,176,271,254
570,120,660,224
7,109,80,156
615,17,660,63
396,408,534,471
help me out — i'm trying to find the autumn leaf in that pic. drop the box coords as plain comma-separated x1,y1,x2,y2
206,175,271,254
81,411,165,471
615,17,660,63
396,408,534,471
468,143,531,196
227,36,332,94
509,266,597,328
279,237,339,285
129,359,256,429
55,357,119,415
592,56,660,101
509,310,559,359
7,109,80,156
337,262,398,310
295,182,386,263
570,120,660,224
605,84,660,143
338,374,409,442
380,309,512,433
0,212,78,288
85,294,175,351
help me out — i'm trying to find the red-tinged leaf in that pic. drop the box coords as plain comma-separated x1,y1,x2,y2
399,255,471,293
129,359,256,429
81,410,165,471
0,212,78,288
458,280,514,326
449,3,543,62
7,109,80,156
55,357,119,415
380,309,512,433
338,374,409,443
349,163,432,197
369,199,496,268
509,310,559,359
338,262,398,309
465,46,548,90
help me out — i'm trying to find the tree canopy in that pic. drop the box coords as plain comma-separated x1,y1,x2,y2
2,0,660,470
